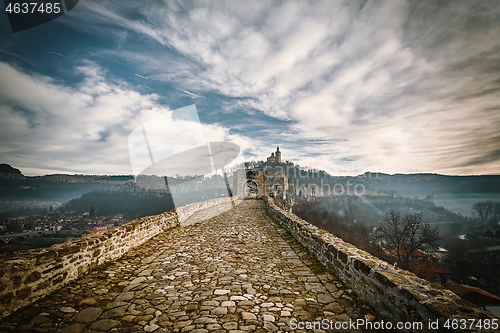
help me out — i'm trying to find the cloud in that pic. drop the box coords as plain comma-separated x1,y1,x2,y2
134,73,148,80
0,61,253,175
51,52,65,57
5,1,500,175
180,89,204,99
121,0,499,175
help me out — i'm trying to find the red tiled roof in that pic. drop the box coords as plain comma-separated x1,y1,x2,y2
86,226,107,233
477,222,500,231
389,246,428,258
408,259,450,279
413,249,427,257
448,285,500,305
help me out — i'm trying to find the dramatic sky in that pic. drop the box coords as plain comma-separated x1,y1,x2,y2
1,0,499,176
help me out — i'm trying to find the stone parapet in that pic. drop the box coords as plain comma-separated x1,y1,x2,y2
0,196,230,318
264,196,498,333
175,196,235,224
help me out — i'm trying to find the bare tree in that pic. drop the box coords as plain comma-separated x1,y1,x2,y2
494,202,500,221
473,202,488,220
485,201,494,220
376,210,440,269
473,201,500,221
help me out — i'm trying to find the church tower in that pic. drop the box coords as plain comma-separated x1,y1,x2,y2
276,147,281,164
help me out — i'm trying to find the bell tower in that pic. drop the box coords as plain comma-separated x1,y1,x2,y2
276,147,281,164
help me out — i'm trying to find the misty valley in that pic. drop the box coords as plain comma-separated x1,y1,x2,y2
1,162,500,315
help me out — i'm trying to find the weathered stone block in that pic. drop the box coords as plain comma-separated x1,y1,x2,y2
353,259,372,275
16,287,31,300
36,251,58,265
78,265,89,275
43,263,63,275
12,275,22,287
10,259,31,272
35,280,50,291
23,271,42,284
58,245,81,257
0,292,14,304
373,271,397,288
326,244,338,257
52,273,65,285
337,251,348,264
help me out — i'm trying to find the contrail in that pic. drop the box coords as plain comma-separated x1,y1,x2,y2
134,73,148,80
180,89,205,98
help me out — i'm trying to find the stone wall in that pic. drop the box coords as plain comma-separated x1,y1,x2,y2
0,196,230,318
264,197,498,333
176,196,235,225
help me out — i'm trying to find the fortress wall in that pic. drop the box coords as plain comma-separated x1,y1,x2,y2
0,196,229,318
175,196,235,223
264,197,498,332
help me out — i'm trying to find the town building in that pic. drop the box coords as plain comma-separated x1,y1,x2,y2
447,284,500,315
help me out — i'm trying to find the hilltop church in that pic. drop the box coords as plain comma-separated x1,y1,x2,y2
266,147,282,164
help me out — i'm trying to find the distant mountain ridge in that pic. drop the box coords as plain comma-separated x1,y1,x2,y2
1,164,500,214
353,172,500,195
0,164,25,180
0,164,22,174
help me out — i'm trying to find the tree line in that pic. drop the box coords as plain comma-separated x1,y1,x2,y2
472,201,500,221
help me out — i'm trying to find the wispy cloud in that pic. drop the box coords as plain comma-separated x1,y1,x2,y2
3,1,500,175
134,73,148,80
85,0,497,175
180,89,204,99
50,52,65,58
0,61,254,175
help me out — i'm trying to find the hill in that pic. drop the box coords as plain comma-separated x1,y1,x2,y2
0,164,22,174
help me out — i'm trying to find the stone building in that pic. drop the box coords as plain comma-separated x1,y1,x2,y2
233,147,295,200
266,147,281,164
266,168,290,199
233,169,268,199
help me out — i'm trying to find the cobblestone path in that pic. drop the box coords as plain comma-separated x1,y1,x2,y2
180,199,241,227
0,200,374,333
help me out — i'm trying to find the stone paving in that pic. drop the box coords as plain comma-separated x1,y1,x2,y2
179,199,241,227
0,200,375,333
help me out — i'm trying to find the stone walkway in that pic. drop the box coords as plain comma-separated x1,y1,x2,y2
0,200,374,333
180,199,241,227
